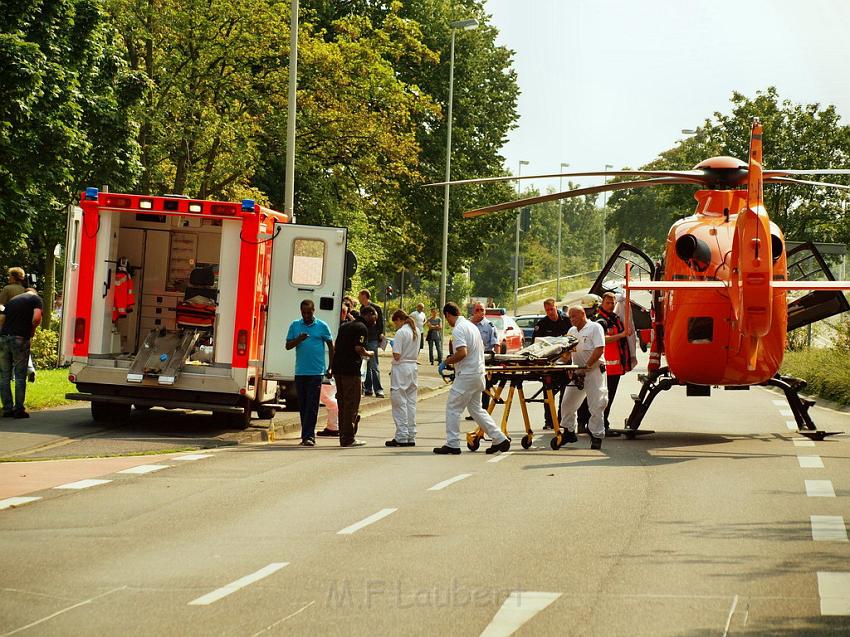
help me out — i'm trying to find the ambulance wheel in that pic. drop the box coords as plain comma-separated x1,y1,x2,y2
467,437,481,452
256,405,276,420
521,435,532,449
91,401,131,424
550,436,561,451
219,408,252,429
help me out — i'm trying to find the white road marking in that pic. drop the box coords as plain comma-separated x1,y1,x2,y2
806,480,836,497
488,452,514,464
428,474,472,491
0,496,41,511
173,454,213,461
798,456,824,469
793,439,816,448
337,508,398,535
117,464,171,475
250,600,315,636
54,479,112,490
772,399,787,406
188,563,289,606
479,591,562,637
785,420,798,431
811,516,848,542
818,572,850,615
722,594,739,637
0,586,125,636
779,409,794,417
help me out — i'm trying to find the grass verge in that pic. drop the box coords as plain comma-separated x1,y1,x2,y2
20,368,75,411
781,348,850,407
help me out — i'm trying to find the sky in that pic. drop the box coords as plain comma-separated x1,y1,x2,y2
482,0,850,194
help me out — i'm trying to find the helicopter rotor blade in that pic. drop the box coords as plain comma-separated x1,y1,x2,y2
426,170,706,188
764,169,850,177
765,176,850,190
463,177,703,218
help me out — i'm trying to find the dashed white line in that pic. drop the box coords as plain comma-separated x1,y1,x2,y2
0,496,41,511
805,480,836,497
785,420,798,431
0,586,126,636
818,572,850,615
479,591,562,637
793,439,816,448
428,474,472,491
118,464,171,475
811,516,848,542
173,454,213,461
487,452,514,464
722,594,739,637
798,456,824,469
54,479,112,490
779,409,794,418
772,399,787,406
337,508,398,535
188,563,289,606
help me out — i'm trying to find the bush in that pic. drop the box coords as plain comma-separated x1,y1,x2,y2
30,328,59,369
781,348,850,406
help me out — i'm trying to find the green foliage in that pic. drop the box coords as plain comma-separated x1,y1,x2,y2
30,328,59,369
781,348,850,406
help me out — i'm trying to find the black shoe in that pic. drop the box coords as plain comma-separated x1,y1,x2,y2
401,441,416,447
485,438,511,454
375,392,385,398
577,422,588,434
605,428,622,438
464,416,474,421
27,371,35,383
316,428,339,437
300,438,315,447
341,439,366,447
385,439,404,447
561,430,578,444
13,410,29,419
364,391,373,397
433,445,461,455
590,435,602,450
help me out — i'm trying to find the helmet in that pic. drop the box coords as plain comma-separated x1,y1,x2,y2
579,293,602,309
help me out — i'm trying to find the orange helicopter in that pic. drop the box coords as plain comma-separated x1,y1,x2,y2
433,120,850,440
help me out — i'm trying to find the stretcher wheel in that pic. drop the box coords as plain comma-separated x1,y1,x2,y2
550,436,561,451
521,435,532,449
467,437,481,452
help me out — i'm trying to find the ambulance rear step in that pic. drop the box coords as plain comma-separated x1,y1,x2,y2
126,328,201,385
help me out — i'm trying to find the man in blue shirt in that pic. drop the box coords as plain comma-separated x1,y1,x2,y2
286,299,334,446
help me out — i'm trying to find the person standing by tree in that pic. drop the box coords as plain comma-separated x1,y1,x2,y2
0,268,26,306
285,299,334,446
387,309,419,447
358,289,385,398
0,289,43,418
426,307,443,365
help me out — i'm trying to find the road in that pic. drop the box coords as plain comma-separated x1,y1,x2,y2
2,364,850,636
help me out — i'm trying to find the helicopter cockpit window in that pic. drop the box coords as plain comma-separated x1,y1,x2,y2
688,317,713,343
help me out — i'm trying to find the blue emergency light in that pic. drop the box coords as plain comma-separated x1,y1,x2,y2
85,187,99,201
242,199,255,212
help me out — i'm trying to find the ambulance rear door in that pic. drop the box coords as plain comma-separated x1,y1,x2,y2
59,205,82,364
262,224,347,380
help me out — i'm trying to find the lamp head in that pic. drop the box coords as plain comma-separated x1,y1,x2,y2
450,18,479,30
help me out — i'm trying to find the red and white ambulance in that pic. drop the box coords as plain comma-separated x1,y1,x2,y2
62,188,351,426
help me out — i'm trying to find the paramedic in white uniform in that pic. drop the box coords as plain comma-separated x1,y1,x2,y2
387,309,419,447
434,302,511,455
559,305,609,450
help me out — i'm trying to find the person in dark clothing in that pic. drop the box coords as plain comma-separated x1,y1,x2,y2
0,289,43,418
532,297,572,429
330,304,369,447
358,289,385,397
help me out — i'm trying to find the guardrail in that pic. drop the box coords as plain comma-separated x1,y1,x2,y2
516,270,600,298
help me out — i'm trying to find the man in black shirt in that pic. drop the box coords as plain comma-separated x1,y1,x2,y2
0,289,43,418
533,298,572,429
330,304,370,447
358,289,385,397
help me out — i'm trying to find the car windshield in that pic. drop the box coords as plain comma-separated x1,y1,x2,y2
488,317,504,330
515,317,537,328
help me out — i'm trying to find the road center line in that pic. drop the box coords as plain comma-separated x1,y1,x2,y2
818,572,850,615
188,563,289,606
54,479,112,490
428,474,472,491
118,465,171,475
337,508,398,535
0,497,42,511
779,409,793,417
479,591,562,637
722,594,739,637
798,456,824,469
793,439,816,448
488,452,514,464
811,516,848,542
805,480,836,497
0,586,126,637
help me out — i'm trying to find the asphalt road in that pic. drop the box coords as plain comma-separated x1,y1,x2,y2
2,366,850,636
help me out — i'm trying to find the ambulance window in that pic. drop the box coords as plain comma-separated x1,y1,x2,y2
687,317,713,343
291,239,325,286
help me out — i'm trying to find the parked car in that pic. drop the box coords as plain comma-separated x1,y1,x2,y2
514,314,545,346
484,309,523,353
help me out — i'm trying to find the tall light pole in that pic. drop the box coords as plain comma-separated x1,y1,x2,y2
439,18,479,310
556,162,570,302
513,159,529,315
284,0,299,221
601,163,613,268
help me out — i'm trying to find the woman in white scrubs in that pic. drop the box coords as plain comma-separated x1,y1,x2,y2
387,309,419,447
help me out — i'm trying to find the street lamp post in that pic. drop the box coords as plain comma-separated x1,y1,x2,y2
601,163,613,268
556,162,569,302
439,18,479,310
513,160,529,315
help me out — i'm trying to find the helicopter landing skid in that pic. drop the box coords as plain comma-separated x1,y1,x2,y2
624,367,679,435
762,374,843,439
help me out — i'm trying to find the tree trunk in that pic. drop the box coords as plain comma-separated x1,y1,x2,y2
42,245,56,332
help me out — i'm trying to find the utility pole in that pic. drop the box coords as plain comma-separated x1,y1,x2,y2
601,163,613,268
513,160,529,315
556,162,569,302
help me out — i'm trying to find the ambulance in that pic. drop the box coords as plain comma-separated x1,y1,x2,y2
62,188,353,427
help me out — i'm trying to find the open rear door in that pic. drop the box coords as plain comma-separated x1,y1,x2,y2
59,205,82,364
590,242,656,335
263,224,348,380
786,241,850,331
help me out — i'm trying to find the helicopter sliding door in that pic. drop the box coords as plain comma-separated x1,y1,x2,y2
589,242,655,347
785,241,850,331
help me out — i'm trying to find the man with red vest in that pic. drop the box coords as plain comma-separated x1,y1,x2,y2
597,291,634,434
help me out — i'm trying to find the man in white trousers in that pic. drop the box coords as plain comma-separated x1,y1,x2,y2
434,302,511,455
387,310,419,447
559,305,609,450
